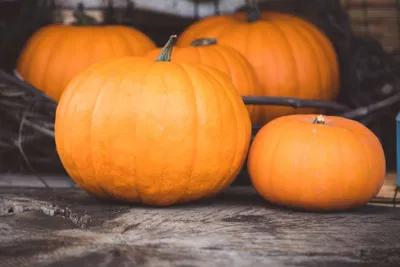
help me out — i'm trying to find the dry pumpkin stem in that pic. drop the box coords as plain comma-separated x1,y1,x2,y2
313,115,326,124
190,38,217,47
72,3,99,26
246,0,261,22
156,35,178,62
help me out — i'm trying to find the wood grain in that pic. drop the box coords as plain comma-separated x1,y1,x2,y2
1,173,398,205
1,184,400,266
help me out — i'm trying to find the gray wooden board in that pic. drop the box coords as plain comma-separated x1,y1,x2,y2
1,187,400,267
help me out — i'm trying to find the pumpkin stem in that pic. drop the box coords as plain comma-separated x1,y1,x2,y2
156,35,178,62
313,115,326,124
190,38,218,47
72,3,99,26
247,0,261,22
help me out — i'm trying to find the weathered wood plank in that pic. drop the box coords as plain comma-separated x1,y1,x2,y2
1,173,398,206
1,187,400,266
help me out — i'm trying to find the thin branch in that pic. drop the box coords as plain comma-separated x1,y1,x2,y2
15,112,50,188
242,96,350,112
339,92,400,119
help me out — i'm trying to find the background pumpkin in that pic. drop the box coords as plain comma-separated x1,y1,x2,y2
176,12,272,47
177,11,340,123
16,8,156,101
146,38,262,124
55,35,252,206
247,114,386,212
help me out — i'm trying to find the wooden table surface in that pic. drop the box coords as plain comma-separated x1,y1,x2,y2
1,184,400,267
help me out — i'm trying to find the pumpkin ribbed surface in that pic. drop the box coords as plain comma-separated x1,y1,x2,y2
247,114,386,211
146,40,262,124
55,56,252,206
17,25,156,101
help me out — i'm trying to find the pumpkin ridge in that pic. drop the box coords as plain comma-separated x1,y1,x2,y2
254,23,282,99
116,27,156,55
334,127,352,204
31,29,64,94
174,64,199,203
267,121,293,204
197,66,230,194
294,23,333,99
17,27,51,78
113,60,157,202
79,58,132,198
293,18,339,98
25,29,61,91
104,27,129,55
287,21,325,101
104,29,118,57
352,128,374,202
276,121,306,206
266,19,301,99
347,121,385,200
114,27,135,55
221,45,261,122
42,28,76,98
195,66,241,193
57,68,97,195
72,64,112,197
132,62,158,204
59,30,93,100
89,65,130,200
224,46,256,94
210,46,232,82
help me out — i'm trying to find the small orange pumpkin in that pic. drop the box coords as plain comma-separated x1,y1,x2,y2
177,11,340,123
247,114,386,212
16,7,156,101
146,38,262,124
55,35,252,206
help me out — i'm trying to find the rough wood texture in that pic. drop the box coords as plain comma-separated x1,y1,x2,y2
341,0,399,52
1,173,398,205
1,186,400,267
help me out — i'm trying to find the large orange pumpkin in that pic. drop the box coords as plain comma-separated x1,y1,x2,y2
177,11,340,123
55,35,252,206
146,38,262,124
247,114,386,212
16,9,156,101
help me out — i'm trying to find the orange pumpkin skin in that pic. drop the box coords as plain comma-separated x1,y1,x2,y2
247,114,386,212
55,45,252,206
177,13,340,123
176,12,273,46
16,25,156,101
146,39,262,124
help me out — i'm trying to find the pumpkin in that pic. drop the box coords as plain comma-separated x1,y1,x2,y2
55,35,252,206
247,114,386,212
16,6,156,101
146,38,262,124
177,10,340,123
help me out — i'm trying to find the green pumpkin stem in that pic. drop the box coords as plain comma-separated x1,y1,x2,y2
72,3,98,25
156,35,177,62
313,115,326,124
247,0,261,22
190,38,217,47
